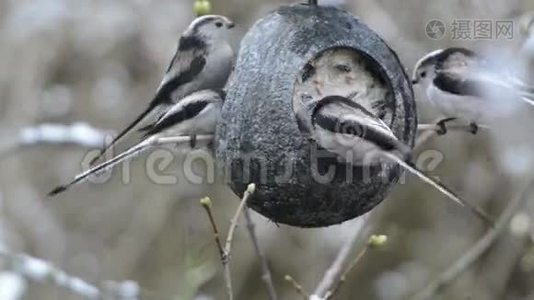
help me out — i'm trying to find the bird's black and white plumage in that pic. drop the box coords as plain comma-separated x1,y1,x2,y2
297,95,493,225
412,47,534,134
306,95,410,165
91,15,235,164
139,89,224,139
48,89,224,196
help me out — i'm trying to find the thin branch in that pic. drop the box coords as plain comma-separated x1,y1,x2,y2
417,123,490,132
155,135,213,145
284,275,309,299
324,235,387,299
311,234,358,298
243,209,278,300
201,183,256,300
324,247,368,299
411,180,534,300
312,215,370,298
414,120,489,150
0,249,160,300
222,183,256,300
200,197,225,262
0,250,100,299
414,128,437,151
0,123,111,160
414,118,444,151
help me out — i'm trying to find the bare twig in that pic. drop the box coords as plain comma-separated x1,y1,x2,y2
0,249,100,299
201,183,256,300
222,183,256,300
0,249,143,300
151,135,214,146
243,209,278,300
0,123,111,160
414,128,437,151
312,216,370,298
414,120,489,151
324,235,388,299
411,120,495,227
311,234,358,298
411,180,533,300
417,123,490,132
414,118,444,151
17,123,110,148
0,248,155,300
324,247,367,299
284,274,309,299
200,197,225,262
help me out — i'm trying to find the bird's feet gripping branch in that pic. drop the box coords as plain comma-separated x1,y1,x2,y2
435,117,457,135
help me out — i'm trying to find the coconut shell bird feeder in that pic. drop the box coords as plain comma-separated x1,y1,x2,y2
216,4,417,227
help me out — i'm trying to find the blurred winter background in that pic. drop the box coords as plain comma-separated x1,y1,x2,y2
2,0,534,299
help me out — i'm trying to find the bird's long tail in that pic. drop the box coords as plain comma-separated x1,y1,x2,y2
90,105,156,165
48,138,155,196
381,152,495,227
520,94,534,106
509,78,534,106
511,77,534,95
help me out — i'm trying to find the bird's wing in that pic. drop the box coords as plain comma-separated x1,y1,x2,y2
433,71,489,97
90,40,208,165
312,95,409,155
163,35,205,74
153,44,207,106
435,47,481,71
141,91,222,137
444,70,534,106
436,47,534,100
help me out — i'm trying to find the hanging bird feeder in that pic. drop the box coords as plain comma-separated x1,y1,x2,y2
216,4,417,227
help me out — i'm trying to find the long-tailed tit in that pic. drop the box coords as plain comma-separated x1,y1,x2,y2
297,95,493,225
48,89,224,196
91,15,235,164
412,47,534,134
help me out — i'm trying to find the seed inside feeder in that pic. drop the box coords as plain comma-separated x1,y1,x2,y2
293,48,395,126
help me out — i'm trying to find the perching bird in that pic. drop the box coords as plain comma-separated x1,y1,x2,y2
49,89,225,196
90,15,235,164
297,95,493,225
302,95,410,165
412,47,534,134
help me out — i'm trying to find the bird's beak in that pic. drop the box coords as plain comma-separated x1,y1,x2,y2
227,22,235,29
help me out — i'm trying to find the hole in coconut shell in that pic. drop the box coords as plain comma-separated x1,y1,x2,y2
293,47,395,127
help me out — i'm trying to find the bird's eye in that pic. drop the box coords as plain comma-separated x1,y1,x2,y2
335,64,351,73
215,22,223,28
420,71,427,78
